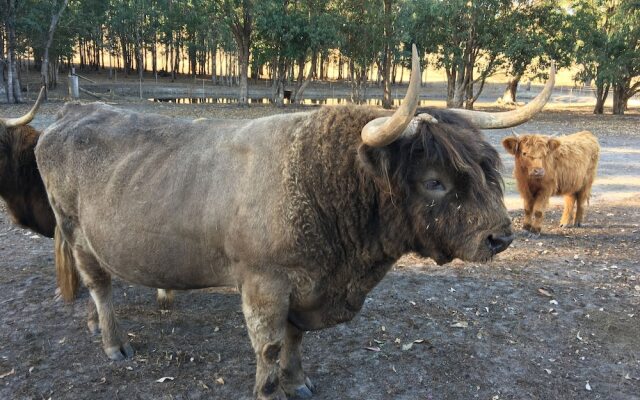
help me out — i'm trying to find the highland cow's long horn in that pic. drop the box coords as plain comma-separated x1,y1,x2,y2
361,44,421,147
1,86,46,128
447,61,555,129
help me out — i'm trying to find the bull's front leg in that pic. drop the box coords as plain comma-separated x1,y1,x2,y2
241,273,291,400
280,323,315,399
530,191,552,234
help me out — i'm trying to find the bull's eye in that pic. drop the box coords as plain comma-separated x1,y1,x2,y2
424,179,446,191
522,152,527,156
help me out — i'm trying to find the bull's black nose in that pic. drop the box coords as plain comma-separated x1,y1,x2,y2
487,234,514,255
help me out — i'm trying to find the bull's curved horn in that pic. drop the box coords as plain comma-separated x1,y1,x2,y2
361,44,421,147
447,61,555,129
1,86,46,128
511,129,519,137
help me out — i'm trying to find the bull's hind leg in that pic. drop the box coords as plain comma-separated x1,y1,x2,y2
560,194,577,227
73,247,133,360
156,289,174,309
280,323,315,399
241,274,291,400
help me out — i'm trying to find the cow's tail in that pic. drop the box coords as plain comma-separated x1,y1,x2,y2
54,225,79,302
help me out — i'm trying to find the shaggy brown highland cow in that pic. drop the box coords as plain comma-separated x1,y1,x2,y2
502,131,600,234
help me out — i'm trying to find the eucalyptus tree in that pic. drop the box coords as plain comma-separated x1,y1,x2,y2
254,0,340,105
573,0,640,114
2,0,23,102
337,0,385,104
409,0,513,109
219,0,254,105
499,1,574,104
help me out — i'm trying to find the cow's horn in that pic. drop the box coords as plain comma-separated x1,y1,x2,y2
1,86,46,128
361,44,421,147
446,61,555,129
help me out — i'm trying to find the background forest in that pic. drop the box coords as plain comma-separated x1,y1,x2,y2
0,0,638,114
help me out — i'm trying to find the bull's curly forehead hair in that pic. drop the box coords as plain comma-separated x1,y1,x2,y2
398,108,504,195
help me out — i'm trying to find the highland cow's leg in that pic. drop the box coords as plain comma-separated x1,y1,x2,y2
280,323,315,399
156,289,174,309
575,189,590,227
560,194,577,227
531,193,551,234
241,274,290,400
522,196,534,231
73,247,133,361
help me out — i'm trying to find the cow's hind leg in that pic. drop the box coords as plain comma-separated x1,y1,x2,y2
560,194,576,227
575,188,590,227
280,323,315,398
241,274,290,400
73,247,133,361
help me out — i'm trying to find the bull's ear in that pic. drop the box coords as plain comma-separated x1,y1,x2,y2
357,144,392,179
548,138,561,151
502,137,519,155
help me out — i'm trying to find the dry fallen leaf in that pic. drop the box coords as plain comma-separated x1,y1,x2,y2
450,321,468,328
538,288,553,297
585,381,592,391
402,343,413,351
156,377,175,383
216,377,225,385
364,346,381,352
0,369,15,379
576,331,583,341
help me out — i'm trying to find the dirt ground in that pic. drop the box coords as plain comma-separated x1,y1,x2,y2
0,95,639,399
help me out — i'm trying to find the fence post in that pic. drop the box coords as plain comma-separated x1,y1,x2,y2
68,67,79,99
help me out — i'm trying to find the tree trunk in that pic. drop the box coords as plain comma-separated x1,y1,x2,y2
5,0,22,103
593,82,609,115
292,52,316,104
445,67,456,107
500,73,522,104
381,0,393,109
0,28,6,99
612,83,627,115
41,0,69,98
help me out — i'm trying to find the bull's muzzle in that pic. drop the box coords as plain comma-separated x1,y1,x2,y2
487,233,514,255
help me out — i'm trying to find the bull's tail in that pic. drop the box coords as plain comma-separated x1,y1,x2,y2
54,225,79,302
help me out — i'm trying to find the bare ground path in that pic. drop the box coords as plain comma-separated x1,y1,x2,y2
0,102,638,399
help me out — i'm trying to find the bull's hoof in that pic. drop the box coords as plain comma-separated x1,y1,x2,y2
574,222,582,228
522,223,532,231
105,342,134,361
293,385,313,399
256,390,287,400
284,377,315,399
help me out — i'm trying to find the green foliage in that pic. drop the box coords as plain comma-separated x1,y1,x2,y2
573,0,639,113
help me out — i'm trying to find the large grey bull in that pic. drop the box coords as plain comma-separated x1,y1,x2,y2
36,46,554,399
